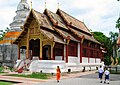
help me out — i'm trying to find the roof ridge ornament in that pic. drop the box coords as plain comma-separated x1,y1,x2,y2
57,0,60,9
45,0,47,9
30,0,32,10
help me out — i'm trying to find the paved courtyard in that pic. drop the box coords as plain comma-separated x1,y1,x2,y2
0,71,120,85
34,73,120,85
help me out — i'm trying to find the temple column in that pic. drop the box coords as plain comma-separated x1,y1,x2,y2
51,46,53,60
66,44,68,63
88,49,90,63
78,42,80,63
64,44,66,62
40,39,42,60
80,43,82,63
26,29,30,59
51,42,55,60
18,43,20,60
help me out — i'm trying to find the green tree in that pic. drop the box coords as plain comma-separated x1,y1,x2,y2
92,31,112,65
109,32,118,58
116,16,120,42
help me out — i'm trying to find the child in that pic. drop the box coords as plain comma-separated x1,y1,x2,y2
56,66,61,82
104,68,110,84
98,65,104,83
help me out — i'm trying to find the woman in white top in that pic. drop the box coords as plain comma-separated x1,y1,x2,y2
98,65,104,83
104,68,110,84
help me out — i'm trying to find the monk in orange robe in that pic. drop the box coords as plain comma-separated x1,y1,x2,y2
56,66,61,82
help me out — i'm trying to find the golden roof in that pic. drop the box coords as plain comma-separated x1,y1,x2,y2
0,31,21,44
4,31,21,38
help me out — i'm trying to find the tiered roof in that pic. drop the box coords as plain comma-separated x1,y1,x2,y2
4,8,100,45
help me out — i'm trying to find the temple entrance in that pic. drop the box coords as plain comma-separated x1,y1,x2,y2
29,39,40,59
42,45,51,60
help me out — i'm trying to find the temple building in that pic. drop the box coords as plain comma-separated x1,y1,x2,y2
13,9,103,72
0,0,103,72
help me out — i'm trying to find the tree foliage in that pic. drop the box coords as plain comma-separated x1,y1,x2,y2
92,31,119,65
116,17,120,29
92,31,113,65
93,32,107,44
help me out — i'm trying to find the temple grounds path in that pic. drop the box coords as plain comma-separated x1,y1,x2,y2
0,71,120,85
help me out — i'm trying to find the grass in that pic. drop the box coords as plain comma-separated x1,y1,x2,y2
0,81,14,85
6,72,52,79
0,66,4,72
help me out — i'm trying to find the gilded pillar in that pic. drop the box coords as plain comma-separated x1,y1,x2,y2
40,39,42,60
26,29,30,59
51,42,55,60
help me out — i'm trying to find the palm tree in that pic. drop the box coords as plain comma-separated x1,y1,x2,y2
109,32,118,58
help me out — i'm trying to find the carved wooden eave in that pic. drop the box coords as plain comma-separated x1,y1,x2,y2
57,9,92,36
67,27,81,40
52,27,67,39
56,9,69,25
44,9,57,26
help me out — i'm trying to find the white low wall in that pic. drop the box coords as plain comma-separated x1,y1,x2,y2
68,56,79,64
55,56,63,60
82,57,88,63
96,58,101,63
90,58,95,63
29,60,66,73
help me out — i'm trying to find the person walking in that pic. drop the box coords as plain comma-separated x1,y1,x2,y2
104,68,110,84
56,66,61,82
98,65,104,83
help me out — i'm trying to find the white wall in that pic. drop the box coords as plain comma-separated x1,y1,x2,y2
29,60,66,73
82,57,88,63
96,58,101,63
90,58,95,63
55,56,63,60
68,56,79,64
78,43,80,63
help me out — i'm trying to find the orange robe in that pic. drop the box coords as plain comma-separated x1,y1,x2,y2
56,68,61,81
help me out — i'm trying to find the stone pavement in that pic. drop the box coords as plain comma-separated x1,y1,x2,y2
0,71,120,85
34,77,120,85
34,73,120,85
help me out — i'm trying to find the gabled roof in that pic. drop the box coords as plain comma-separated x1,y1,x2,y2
13,9,65,44
68,27,100,44
40,29,64,44
44,9,68,30
32,9,54,31
13,8,100,45
57,9,91,35
54,28,78,42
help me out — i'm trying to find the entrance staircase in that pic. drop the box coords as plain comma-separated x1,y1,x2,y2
14,59,31,73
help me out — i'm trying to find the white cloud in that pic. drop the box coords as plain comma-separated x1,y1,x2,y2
0,0,119,37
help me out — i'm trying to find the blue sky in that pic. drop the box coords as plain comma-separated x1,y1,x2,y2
0,0,120,37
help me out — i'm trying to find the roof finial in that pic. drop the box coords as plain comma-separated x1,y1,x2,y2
57,0,60,9
45,0,47,9
30,0,32,10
